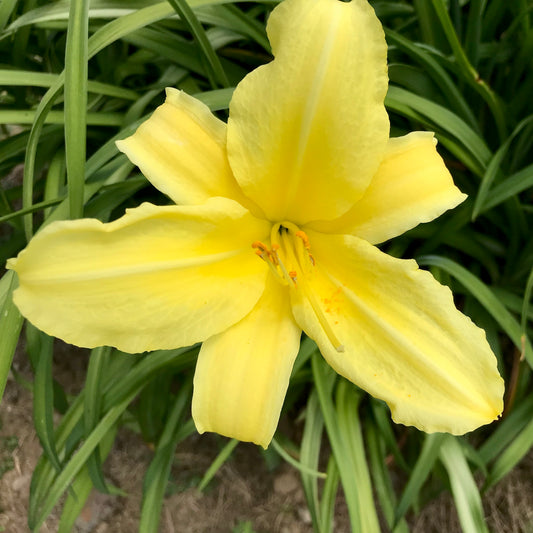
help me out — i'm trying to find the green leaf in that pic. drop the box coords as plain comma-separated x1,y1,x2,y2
522,266,533,335
319,456,339,533
299,391,324,532
0,272,23,404
56,426,117,533
31,326,62,472
472,115,533,218
366,422,409,533
270,437,326,480
485,415,533,488
0,70,138,99
417,255,533,366
46,0,90,220
140,381,192,533
439,436,489,533
386,85,491,176
0,110,124,126
478,394,533,464
483,163,533,212
385,28,478,130
167,0,229,88
312,353,380,533
84,346,112,493
0,0,17,30
197,438,239,492
30,389,137,531
395,432,447,524
430,0,507,142
334,379,380,532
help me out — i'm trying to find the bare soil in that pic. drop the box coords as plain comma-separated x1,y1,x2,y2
1,344,533,533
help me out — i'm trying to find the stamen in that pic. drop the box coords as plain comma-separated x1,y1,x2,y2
289,271,298,285
295,230,316,266
274,250,295,285
295,230,310,249
253,225,344,353
252,241,268,252
253,241,287,281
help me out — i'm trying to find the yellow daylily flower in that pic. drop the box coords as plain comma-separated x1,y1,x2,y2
7,0,503,448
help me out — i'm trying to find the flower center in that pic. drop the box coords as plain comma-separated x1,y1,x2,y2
252,223,344,353
252,222,313,286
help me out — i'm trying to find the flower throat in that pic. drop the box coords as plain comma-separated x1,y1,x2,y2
252,223,344,353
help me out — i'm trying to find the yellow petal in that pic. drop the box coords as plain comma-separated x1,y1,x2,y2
310,132,467,243
226,0,389,224
7,198,270,353
192,275,301,448
116,88,250,208
290,230,504,434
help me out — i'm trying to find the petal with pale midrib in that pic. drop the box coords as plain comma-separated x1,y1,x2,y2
8,198,270,353
227,0,389,224
290,230,504,434
193,275,301,448
310,132,466,243
117,88,252,209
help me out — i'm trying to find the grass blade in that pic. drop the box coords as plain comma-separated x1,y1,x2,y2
485,416,533,489
439,436,489,533
431,0,507,142
31,326,62,472
167,0,229,88
312,353,380,533
395,432,447,524
366,422,409,533
0,272,23,403
56,426,117,533
84,346,112,493
197,438,239,492
319,456,339,533
140,381,192,533
270,437,326,480
386,86,491,176
30,389,137,531
385,28,478,130
0,70,138,99
417,255,533,366
335,379,381,533
0,0,18,30
299,390,324,532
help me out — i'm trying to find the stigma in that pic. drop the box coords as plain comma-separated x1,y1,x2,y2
252,223,344,353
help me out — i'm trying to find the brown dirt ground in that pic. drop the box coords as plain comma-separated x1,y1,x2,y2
1,344,533,533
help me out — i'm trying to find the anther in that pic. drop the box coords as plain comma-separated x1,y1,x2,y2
289,271,298,285
295,230,311,249
252,240,276,262
252,241,268,252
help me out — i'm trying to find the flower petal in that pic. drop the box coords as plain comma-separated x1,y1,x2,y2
226,0,389,224
290,231,504,434
116,88,250,207
7,198,270,353
192,275,301,448
310,132,467,243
